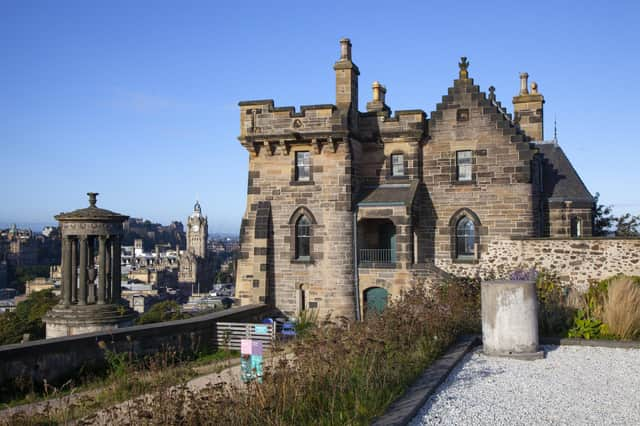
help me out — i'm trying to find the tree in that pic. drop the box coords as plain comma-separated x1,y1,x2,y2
615,213,640,237
137,300,190,325
0,289,59,345
592,192,616,236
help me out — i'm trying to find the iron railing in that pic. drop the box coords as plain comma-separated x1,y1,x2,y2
359,248,395,264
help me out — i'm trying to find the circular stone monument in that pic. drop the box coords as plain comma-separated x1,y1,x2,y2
481,279,544,360
44,193,136,338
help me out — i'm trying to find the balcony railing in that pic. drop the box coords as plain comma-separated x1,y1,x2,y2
359,248,395,264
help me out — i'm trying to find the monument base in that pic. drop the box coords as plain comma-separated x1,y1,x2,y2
44,303,137,338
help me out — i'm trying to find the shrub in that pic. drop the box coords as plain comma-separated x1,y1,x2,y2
95,279,480,425
137,301,190,325
0,289,59,345
509,267,574,336
602,276,640,340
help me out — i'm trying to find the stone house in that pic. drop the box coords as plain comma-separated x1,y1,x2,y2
235,39,594,319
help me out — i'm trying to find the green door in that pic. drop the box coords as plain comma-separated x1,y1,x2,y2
365,287,388,317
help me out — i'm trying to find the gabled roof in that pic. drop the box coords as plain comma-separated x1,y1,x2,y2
537,142,594,204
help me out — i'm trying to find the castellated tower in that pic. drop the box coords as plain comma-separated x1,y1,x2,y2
235,40,358,319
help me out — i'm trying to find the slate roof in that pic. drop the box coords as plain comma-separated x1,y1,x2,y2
537,143,594,204
357,181,418,209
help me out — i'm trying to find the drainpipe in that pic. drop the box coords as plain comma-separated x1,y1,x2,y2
353,208,361,321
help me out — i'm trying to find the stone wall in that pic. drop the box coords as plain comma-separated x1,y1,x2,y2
436,237,640,291
0,304,273,389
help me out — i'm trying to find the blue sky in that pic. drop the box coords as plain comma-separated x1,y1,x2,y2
1,0,639,233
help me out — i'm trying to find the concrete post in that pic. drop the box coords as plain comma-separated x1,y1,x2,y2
481,280,543,360
97,236,106,304
78,236,87,305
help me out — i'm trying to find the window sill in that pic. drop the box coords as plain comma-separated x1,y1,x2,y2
388,175,409,181
290,180,315,186
291,257,314,265
452,180,476,186
452,257,479,264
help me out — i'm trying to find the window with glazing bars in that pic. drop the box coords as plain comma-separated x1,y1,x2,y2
295,151,310,181
295,216,311,258
456,150,472,181
391,154,404,176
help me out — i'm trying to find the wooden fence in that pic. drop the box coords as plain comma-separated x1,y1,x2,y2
215,322,276,351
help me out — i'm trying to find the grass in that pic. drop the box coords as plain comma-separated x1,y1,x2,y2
93,279,481,425
603,276,640,339
0,347,239,424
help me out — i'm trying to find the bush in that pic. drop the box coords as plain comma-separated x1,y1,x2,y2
0,289,59,345
509,268,574,336
602,276,640,340
97,279,480,425
137,301,190,325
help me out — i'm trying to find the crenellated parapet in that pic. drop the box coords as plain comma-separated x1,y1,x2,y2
358,109,426,142
238,99,350,156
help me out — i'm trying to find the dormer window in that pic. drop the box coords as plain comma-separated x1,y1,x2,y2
295,151,310,181
391,153,405,177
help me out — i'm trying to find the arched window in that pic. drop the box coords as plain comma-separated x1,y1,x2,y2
295,216,311,259
456,217,475,258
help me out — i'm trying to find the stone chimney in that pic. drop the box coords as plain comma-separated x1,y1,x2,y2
513,72,544,141
366,81,390,113
333,38,360,118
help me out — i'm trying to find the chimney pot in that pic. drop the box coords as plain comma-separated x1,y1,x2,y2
339,38,352,60
519,72,529,95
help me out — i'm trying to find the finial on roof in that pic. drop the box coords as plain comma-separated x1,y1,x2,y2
553,116,558,144
488,86,496,102
531,81,539,94
459,57,469,79
87,192,99,208
194,200,201,213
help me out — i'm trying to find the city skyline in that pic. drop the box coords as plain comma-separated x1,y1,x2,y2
2,1,640,233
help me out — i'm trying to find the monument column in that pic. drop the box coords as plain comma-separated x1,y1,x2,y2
78,236,88,305
111,235,121,302
62,236,72,306
71,238,77,303
105,238,111,303
98,236,107,304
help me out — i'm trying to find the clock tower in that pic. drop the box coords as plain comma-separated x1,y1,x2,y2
186,201,208,258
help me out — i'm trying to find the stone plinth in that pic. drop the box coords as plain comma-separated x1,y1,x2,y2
481,279,543,360
44,303,136,338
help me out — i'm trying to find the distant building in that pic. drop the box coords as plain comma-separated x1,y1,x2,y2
1,224,39,266
25,277,58,296
178,201,213,289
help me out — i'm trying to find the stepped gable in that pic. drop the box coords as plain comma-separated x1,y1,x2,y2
429,57,528,145
537,142,594,206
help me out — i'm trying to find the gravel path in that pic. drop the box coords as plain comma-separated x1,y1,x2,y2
410,345,640,426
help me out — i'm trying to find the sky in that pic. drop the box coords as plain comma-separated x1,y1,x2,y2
1,0,639,233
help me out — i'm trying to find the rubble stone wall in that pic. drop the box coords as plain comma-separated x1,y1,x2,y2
437,237,640,290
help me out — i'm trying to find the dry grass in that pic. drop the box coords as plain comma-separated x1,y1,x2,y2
94,279,481,425
603,276,640,340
